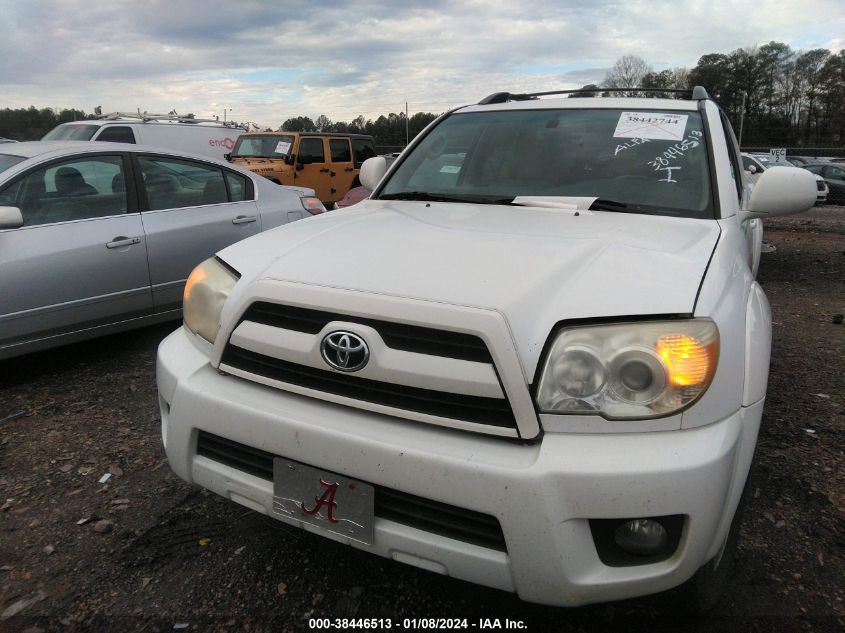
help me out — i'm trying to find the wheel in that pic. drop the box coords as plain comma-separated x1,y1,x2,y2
675,476,750,614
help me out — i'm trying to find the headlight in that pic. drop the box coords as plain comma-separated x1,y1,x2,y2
536,320,718,419
183,257,239,344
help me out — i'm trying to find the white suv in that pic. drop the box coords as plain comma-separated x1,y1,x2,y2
156,87,816,609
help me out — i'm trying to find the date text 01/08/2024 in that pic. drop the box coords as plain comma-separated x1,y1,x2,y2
307,618,528,630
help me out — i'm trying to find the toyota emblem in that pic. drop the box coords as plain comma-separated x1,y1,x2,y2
320,331,369,372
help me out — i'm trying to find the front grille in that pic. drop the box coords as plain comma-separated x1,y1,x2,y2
196,432,507,551
241,302,493,364
221,345,517,429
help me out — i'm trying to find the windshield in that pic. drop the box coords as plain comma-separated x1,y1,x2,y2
0,153,25,174
379,108,712,218
232,135,295,158
42,124,99,141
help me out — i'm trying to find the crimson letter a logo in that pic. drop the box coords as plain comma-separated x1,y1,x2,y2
300,479,340,523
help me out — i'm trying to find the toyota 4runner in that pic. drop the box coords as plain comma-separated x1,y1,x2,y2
157,86,817,609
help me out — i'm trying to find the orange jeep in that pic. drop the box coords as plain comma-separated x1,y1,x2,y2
228,132,376,204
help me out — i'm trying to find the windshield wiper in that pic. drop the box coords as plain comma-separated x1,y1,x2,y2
589,199,640,213
378,192,512,204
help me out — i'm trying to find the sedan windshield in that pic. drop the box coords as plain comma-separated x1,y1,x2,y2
42,124,99,141
0,153,25,174
379,108,712,218
231,135,295,158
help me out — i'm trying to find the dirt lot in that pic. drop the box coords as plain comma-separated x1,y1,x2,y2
1,208,843,633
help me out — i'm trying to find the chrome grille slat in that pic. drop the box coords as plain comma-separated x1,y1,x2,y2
221,345,518,428
241,302,493,363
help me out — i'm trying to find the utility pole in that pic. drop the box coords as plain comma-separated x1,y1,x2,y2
738,91,747,148
405,101,409,147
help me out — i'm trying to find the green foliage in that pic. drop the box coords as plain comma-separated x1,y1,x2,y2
279,116,316,132
280,111,438,148
0,106,94,140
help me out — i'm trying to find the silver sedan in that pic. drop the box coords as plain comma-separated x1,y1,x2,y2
0,141,325,359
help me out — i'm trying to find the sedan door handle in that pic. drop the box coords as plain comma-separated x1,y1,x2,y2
106,236,141,249
232,215,258,225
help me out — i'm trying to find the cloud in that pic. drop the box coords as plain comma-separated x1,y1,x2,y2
1,0,843,127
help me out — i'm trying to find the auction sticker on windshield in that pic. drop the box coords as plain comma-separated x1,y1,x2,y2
275,141,291,154
272,458,375,545
614,112,688,141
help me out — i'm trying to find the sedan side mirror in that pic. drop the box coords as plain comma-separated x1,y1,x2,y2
359,156,388,192
747,164,758,174
0,206,24,229
740,166,816,222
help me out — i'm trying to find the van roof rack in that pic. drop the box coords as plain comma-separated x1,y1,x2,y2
478,86,710,105
95,110,246,128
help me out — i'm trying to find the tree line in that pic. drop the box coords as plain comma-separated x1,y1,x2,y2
279,112,439,149
2,41,842,150
596,43,845,148
0,107,93,141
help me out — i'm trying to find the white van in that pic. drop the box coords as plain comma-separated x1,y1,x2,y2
42,113,246,161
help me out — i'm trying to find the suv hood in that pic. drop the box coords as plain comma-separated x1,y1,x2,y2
219,200,720,374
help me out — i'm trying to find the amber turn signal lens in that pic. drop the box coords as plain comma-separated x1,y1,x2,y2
183,264,208,304
656,334,711,386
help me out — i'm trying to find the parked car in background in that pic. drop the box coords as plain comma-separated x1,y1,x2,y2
783,155,825,166
158,87,817,610
42,112,246,161
335,153,399,208
0,141,324,359
743,153,828,204
228,132,376,206
801,162,845,204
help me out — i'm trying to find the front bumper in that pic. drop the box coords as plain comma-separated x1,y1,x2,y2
158,326,759,607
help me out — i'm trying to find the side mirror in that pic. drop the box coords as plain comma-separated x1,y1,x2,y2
0,206,23,229
359,156,388,191
223,153,231,161
747,164,758,174
284,155,294,165
741,166,816,222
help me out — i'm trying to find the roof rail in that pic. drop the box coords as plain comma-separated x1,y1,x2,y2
478,86,711,105
95,110,246,129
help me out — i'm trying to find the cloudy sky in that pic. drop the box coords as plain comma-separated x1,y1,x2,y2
1,0,843,128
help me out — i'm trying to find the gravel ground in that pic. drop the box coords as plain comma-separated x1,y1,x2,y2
1,207,843,633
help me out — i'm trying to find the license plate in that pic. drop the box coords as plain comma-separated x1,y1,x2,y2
272,457,374,545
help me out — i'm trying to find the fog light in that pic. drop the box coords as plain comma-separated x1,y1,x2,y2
614,519,668,556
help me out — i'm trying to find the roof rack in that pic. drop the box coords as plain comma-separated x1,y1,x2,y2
95,110,246,129
478,86,710,105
